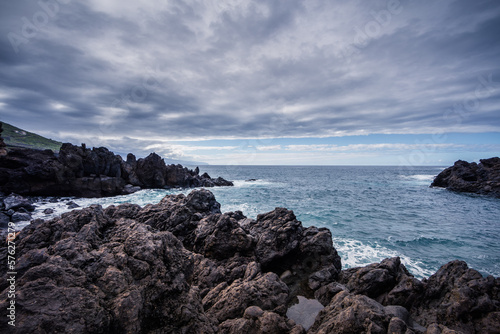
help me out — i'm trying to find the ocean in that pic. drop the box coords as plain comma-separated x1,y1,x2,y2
27,165,500,279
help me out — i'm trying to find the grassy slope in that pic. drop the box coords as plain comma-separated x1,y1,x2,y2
1,121,62,152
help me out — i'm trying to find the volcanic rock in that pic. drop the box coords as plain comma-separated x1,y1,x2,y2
308,291,393,334
0,142,233,197
1,190,499,334
11,212,31,223
339,257,415,303
136,152,167,188
410,260,500,333
3,193,35,211
431,158,500,197
204,272,289,323
66,201,80,209
219,307,306,334
244,210,341,297
0,190,341,333
123,184,141,194
0,206,216,333
43,208,54,214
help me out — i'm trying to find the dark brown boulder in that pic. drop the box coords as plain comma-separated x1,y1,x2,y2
0,189,343,333
245,208,304,268
321,257,500,333
219,306,306,334
204,272,289,323
132,189,221,246
136,152,167,188
193,213,255,260
308,291,393,334
243,209,342,297
0,205,216,333
410,260,500,333
2,189,498,333
340,257,417,304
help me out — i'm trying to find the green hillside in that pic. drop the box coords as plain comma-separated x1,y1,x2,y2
0,121,62,152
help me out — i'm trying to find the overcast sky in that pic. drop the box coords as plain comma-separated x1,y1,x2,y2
1,0,499,165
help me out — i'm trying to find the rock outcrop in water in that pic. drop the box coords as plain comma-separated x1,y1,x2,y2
1,189,499,333
0,138,232,197
0,193,35,229
431,158,500,198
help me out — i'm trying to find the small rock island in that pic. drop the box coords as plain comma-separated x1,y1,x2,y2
431,157,500,198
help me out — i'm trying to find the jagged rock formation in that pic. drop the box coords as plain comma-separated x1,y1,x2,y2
0,141,232,197
0,190,333,333
431,158,500,198
1,190,499,333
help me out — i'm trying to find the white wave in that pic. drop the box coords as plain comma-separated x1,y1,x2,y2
332,237,435,279
31,197,79,222
231,179,283,188
26,181,278,228
29,189,184,225
402,174,436,182
222,202,253,215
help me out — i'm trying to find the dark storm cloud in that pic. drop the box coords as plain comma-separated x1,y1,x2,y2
0,0,499,156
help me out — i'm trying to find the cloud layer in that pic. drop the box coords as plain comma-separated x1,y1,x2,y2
1,0,499,162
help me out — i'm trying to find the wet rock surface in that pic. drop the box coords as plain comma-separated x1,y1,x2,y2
0,140,233,197
0,193,34,231
1,189,499,333
431,157,500,198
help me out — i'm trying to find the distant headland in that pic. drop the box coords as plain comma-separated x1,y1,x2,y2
0,121,232,198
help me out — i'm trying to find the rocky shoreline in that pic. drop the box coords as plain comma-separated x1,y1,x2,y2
1,189,498,333
0,122,233,199
431,157,500,198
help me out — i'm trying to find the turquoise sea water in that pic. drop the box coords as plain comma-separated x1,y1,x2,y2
29,165,500,279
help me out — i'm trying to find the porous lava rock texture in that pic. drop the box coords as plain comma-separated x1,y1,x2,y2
431,158,500,198
1,190,499,333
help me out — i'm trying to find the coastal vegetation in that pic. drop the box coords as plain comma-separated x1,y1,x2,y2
1,121,62,152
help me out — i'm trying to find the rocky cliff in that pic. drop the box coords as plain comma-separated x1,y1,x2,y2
0,140,232,197
1,190,498,333
431,158,500,198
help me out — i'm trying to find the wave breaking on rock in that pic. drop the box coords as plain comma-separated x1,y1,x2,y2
1,189,499,333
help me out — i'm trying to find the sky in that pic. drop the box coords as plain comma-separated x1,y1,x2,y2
0,0,499,165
